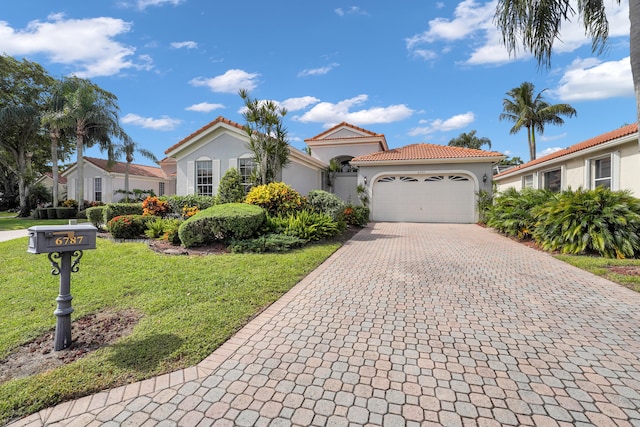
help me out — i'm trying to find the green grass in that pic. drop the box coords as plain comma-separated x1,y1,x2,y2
555,254,640,292
0,237,341,424
0,216,87,231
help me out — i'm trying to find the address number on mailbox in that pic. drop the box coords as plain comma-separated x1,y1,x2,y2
28,225,97,254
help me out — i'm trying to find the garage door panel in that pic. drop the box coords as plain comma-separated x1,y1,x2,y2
372,174,475,223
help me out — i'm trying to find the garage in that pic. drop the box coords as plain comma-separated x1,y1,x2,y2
350,143,504,224
371,174,476,223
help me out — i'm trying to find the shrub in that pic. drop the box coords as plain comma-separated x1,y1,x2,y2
182,205,200,219
343,205,370,227
229,233,305,253
245,182,305,216
160,195,218,216
62,199,78,209
532,187,640,258
107,215,150,239
103,203,144,223
144,217,184,244
178,203,265,248
142,196,169,217
307,190,346,220
218,168,246,204
486,188,554,239
55,207,76,219
273,210,342,242
86,206,106,229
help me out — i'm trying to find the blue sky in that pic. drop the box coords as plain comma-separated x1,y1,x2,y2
1,0,634,166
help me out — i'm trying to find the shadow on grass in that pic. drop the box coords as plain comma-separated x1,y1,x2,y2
108,333,183,372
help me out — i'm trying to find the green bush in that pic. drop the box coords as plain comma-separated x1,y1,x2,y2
271,210,342,242
229,233,305,253
486,188,554,239
307,190,346,220
103,203,144,223
178,203,265,248
107,214,150,239
532,187,640,258
218,168,246,204
160,195,218,216
55,207,76,219
343,205,370,227
245,182,305,216
145,217,184,244
86,206,106,229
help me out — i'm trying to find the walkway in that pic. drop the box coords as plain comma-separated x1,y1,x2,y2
10,223,640,426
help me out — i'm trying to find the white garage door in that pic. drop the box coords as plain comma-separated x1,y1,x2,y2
372,174,476,223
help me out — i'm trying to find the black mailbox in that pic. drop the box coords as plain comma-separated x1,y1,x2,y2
27,224,97,254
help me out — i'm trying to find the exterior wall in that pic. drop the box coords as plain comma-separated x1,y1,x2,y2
281,161,323,196
65,162,109,203
311,142,382,164
495,140,640,196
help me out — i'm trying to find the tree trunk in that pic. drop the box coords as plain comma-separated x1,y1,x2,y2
528,126,536,161
51,132,59,207
76,130,85,211
630,0,640,151
16,149,30,217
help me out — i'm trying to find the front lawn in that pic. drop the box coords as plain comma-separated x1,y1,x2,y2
0,216,87,231
0,237,341,424
555,254,640,293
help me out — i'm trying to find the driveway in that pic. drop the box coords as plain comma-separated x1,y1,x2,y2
10,223,640,426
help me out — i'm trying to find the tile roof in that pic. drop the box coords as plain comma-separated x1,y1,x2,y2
165,116,245,154
42,172,68,184
494,123,638,178
305,122,383,142
352,143,504,162
83,157,167,179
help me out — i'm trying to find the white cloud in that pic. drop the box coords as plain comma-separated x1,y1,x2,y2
0,14,143,77
334,7,369,17
408,112,476,136
171,41,198,49
185,102,225,113
298,63,339,77
412,49,438,61
190,69,260,93
137,0,184,10
553,57,633,101
121,113,181,131
294,94,413,126
281,96,320,112
538,147,563,157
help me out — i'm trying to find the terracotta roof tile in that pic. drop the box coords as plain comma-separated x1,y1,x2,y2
83,157,167,179
494,123,638,178
43,172,68,184
165,116,245,154
352,143,504,162
305,122,383,142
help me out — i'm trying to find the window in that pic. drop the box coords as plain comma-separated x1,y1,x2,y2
159,182,165,196
542,169,561,192
94,177,102,202
593,157,611,189
195,160,213,196
522,174,534,189
238,158,255,193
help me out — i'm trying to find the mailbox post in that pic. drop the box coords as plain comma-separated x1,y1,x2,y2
27,224,97,351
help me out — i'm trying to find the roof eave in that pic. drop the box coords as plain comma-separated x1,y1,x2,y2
351,156,505,167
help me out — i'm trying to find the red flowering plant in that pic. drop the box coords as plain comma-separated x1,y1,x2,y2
142,196,169,217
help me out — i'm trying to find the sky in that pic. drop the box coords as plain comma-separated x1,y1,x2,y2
1,0,635,167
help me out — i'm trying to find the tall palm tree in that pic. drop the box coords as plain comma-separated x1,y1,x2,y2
448,130,492,150
499,82,576,161
64,78,123,211
114,135,158,201
494,1,639,143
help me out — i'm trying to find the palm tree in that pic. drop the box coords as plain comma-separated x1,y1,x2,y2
494,1,640,142
64,78,124,211
499,82,576,161
448,130,492,150
114,135,158,201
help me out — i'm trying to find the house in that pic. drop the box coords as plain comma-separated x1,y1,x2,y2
34,172,68,200
493,124,640,196
166,116,504,223
62,157,174,203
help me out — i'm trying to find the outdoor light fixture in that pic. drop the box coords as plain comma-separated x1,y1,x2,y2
483,173,488,183
364,176,367,185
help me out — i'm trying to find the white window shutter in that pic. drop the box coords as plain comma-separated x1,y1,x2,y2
213,159,221,194
187,161,194,194
612,151,621,191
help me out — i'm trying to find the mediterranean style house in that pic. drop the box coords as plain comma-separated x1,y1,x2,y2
493,124,640,196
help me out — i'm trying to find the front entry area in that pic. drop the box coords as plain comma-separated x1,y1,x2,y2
371,173,476,223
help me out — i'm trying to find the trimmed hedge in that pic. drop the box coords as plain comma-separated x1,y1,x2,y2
55,207,76,219
107,214,151,239
159,195,218,217
86,206,107,228
103,203,144,223
178,203,265,248
307,190,345,220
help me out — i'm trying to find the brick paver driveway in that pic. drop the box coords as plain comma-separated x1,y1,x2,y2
12,223,640,426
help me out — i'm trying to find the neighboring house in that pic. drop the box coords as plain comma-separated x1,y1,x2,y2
494,124,640,196
62,157,174,203
351,144,504,223
34,172,67,200
166,117,504,223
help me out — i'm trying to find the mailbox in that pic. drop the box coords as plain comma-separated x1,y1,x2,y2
27,224,97,254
